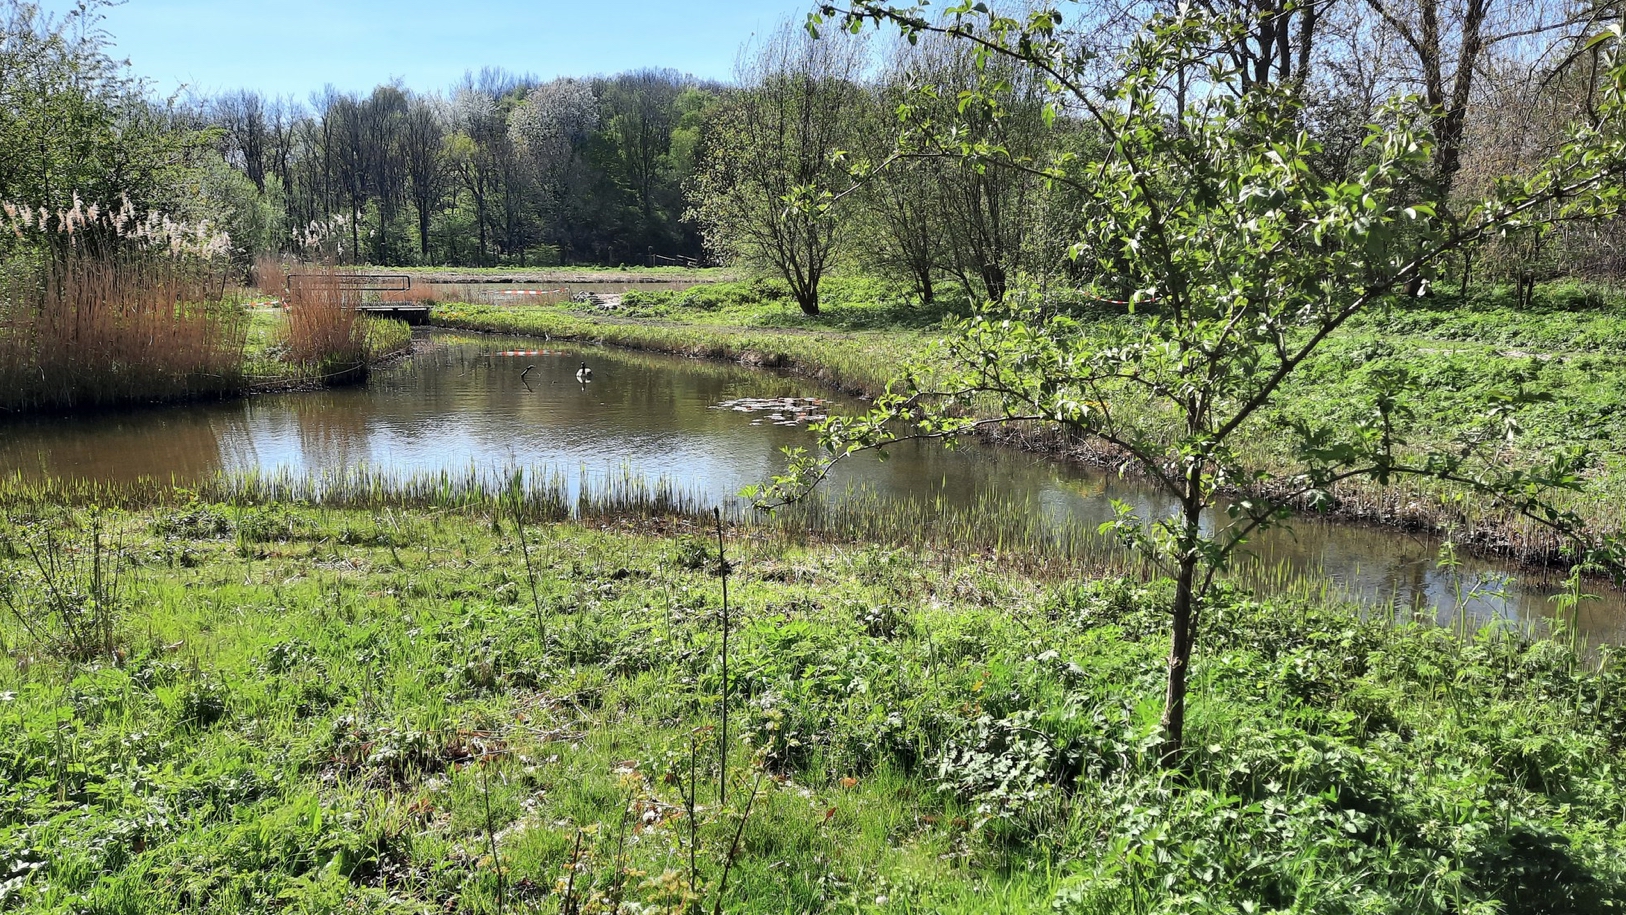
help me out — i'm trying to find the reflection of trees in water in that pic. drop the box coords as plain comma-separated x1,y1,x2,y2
0,407,229,482
8,331,1624,641
292,396,373,469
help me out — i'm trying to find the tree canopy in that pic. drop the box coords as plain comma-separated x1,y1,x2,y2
760,0,1626,760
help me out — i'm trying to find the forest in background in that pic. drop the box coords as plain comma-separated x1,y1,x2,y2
5,0,1626,289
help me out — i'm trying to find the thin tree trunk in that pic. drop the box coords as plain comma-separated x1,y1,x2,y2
795,281,820,316
1160,501,1202,766
982,263,1007,303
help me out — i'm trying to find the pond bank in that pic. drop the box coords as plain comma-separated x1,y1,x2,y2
0,309,415,416
425,299,1622,571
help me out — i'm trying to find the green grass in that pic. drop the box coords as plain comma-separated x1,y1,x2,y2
5,480,1626,913
429,280,936,398
388,265,735,281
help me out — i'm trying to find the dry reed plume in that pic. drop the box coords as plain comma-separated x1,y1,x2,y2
0,197,245,411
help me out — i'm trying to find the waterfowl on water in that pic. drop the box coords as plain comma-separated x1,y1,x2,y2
576,362,593,382
519,364,535,380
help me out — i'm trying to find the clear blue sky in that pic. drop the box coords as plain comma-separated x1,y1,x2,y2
47,0,816,100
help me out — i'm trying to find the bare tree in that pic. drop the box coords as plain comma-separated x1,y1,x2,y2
401,94,446,259
1356,0,1620,199
689,24,869,315
213,89,268,192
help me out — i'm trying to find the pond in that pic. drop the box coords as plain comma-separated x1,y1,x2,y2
418,278,700,308
3,330,1620,642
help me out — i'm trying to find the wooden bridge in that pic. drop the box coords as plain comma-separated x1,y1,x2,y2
285,273,431,324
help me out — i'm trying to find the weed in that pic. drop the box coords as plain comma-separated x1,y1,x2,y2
0,506,126,661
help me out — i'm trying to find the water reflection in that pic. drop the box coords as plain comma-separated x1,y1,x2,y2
0,331,1619,642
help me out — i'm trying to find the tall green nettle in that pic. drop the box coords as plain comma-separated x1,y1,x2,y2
769,3,1626,764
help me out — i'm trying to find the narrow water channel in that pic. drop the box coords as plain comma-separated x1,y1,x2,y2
3,331,1619,641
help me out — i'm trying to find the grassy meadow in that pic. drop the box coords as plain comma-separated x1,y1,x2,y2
5,482,1626,913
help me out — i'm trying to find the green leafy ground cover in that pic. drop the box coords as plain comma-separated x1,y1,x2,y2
5,493,1626,913
428,277,1626,550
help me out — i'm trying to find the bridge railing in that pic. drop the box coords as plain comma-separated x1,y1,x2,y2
285,273,413,297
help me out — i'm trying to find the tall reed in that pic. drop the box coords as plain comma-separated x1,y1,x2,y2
0,198,244,411
251,254,288,298
280,266,366,379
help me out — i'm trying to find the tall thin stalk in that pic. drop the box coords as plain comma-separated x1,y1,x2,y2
509,483,547,649
479,761,506,915
715,507,730,806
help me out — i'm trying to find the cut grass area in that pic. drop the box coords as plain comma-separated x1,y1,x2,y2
387,266,734,284
428,276,1626,555
429,279,936,397
4,488,1626,912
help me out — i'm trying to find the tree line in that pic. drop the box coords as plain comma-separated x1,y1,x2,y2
694,0,1626,313
202,68,717,267
5,0,1625,291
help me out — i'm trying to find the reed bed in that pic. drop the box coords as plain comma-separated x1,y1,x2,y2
0,239,245,411
280,266,366,378
251,253,289,297
0,466,1126,574
765,483,1127,569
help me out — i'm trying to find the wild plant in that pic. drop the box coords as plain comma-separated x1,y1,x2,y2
0,506,126,662
478,760,507,915
715,506,732,804
505,475,549,649
280,265,366,378
0,196,245,410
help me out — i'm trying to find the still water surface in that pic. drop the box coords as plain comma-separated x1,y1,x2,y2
3,331,1620,641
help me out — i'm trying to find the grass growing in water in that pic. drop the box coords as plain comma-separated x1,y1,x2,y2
3,477,1626,911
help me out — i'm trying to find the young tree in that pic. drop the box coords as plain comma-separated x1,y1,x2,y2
777,3,1626,763
689,24,868,316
